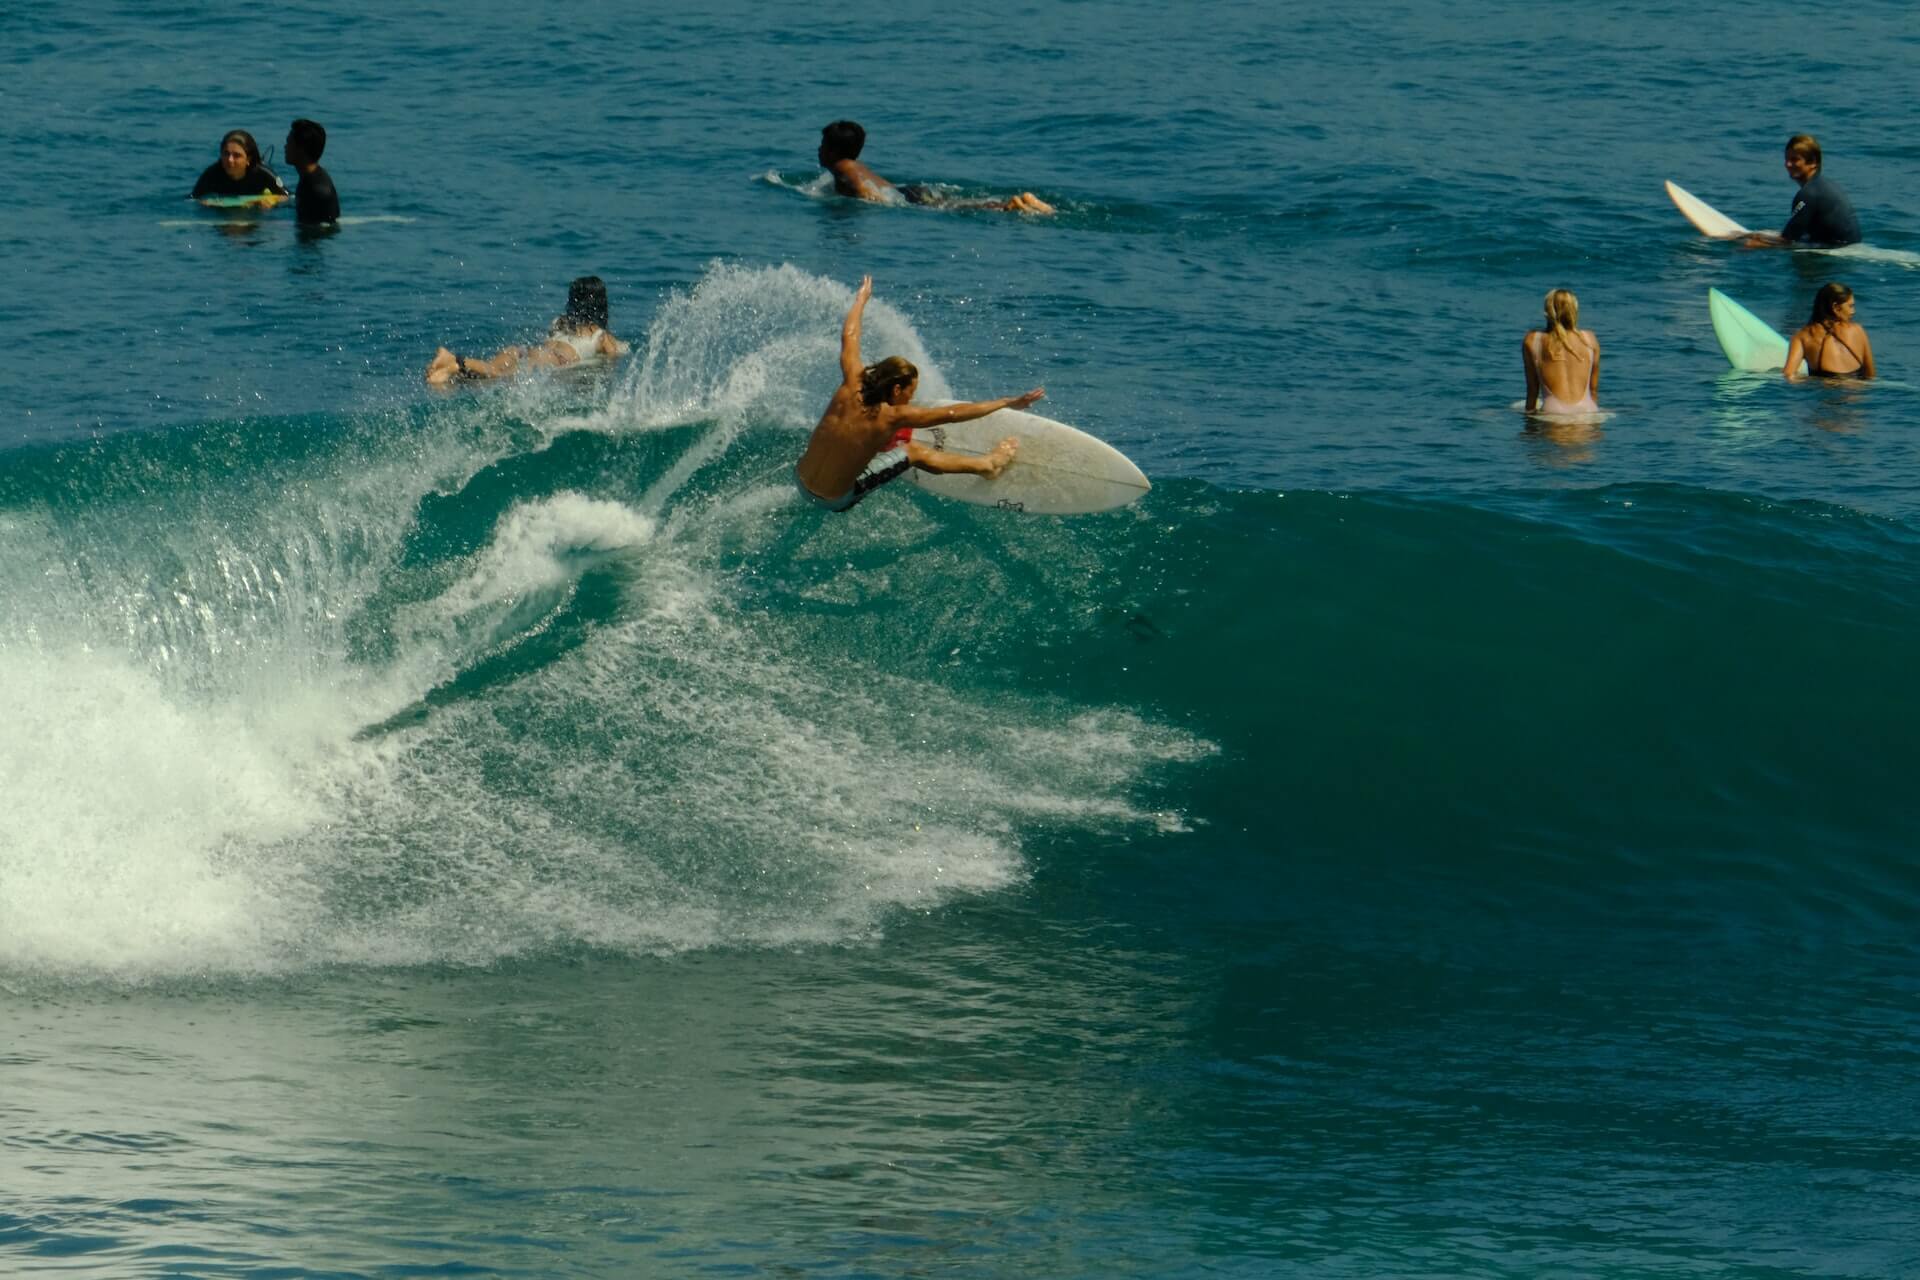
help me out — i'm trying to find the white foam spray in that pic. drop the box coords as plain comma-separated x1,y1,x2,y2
0,264,1205,984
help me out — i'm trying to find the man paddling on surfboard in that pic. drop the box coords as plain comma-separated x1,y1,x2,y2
795,276,1038,513
1744,134,1860,249
817,122,1055,215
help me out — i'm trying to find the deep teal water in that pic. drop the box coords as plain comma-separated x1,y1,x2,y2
5,2,1920,1276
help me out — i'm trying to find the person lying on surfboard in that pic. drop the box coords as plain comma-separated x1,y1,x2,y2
1784,283,1875,382
794,275,1038,513
817,121,1055,215
425,276,628,385
1522,288,1601,415
1744,134,1860,249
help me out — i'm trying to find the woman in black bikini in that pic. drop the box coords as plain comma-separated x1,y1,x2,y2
1785,283,1876,381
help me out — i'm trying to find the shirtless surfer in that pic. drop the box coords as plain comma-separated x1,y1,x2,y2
818,121,1055,215
1744,134,1861,248
795,275,1039,513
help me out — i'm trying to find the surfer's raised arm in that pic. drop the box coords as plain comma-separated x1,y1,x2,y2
889,388,1044,430
839,275,872,385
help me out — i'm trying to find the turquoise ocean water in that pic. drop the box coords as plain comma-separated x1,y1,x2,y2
5,2,1920,1275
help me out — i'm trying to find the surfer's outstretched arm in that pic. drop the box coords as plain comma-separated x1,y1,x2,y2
890,388,1044,430
840,275,872,385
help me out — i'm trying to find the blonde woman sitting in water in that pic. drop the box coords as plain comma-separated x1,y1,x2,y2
1785,283,1875,381
1522,288,1600,415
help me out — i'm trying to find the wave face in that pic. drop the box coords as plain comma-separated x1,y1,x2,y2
6,265,1920,985
0,265,1205,981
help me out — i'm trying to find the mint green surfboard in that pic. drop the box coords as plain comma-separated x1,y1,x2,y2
1708,288,1805,375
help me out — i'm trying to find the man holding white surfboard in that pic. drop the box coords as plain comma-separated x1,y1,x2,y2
1744,134,1860,249
795,276,1038,513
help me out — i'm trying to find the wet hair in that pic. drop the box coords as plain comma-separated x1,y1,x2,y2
1809,282,1853,328
558,276,609,331
820,120,866,163
1785,134,1822,170
289,118,327,162
1542,288,1586,360
220,129,263,168
860,355,917,406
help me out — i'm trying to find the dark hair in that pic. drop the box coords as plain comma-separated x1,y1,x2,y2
860,356,917,406
1810,281,1852,327
820,120,866,163
1785,134,1821,169
220,129,263,168
561,276,609,330
289,118,327,162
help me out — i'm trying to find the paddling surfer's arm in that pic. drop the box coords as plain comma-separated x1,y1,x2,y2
1522,335,1542,413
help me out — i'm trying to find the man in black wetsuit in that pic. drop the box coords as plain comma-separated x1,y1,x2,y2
285,118,340,227
1746,134,1860,248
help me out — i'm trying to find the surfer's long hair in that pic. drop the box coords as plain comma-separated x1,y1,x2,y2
861,356,918,406
1542,289,1587,361
1809,282,1852,330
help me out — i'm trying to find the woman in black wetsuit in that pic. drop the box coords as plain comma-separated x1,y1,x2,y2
191,130,289,201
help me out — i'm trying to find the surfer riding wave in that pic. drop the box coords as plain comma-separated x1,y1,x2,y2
794,275,1039,513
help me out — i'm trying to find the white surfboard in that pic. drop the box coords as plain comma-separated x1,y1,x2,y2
1665,180,1920,266
1708,288,1804,374
909,403,1149,515
1666,180,1750,238
158,214,418,228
